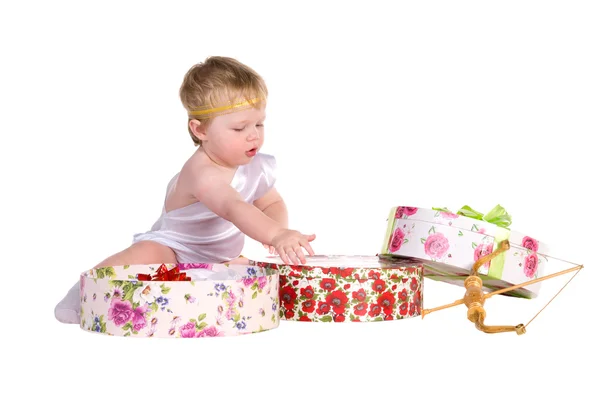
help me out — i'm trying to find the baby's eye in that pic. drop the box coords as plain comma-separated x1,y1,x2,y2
256,124,264,127
233,128,244,132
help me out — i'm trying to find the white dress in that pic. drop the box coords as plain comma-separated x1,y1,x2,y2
132,152,277,264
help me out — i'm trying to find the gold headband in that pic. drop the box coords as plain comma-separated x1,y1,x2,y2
187,97,264,119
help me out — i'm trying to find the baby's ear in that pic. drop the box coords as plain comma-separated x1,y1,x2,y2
189,119,207,141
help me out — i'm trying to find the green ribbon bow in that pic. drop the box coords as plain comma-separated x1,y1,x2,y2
432,204,512,229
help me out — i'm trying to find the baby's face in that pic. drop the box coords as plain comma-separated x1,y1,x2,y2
205,103,266,166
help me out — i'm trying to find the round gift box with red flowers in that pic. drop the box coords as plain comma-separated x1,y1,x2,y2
79,263,280,337
248,255,424,323
380,206,549,298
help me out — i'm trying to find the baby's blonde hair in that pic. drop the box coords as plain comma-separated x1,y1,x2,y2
179,56,268,146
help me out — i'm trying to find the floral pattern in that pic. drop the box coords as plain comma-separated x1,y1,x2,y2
249,256,424,323
382,206,548,298
80,263,280,337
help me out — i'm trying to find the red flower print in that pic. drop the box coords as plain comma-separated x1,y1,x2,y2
413,290,422,310
299,316,310,322
301,286,314,299
280,286,297,310
353,302,368,316
424,233,450,259
398,288,408,302
301,299,316,313
284,310,295,319
368,303,382,317
372,279,387,293
326,290,349,315
289,265,303,273
523,254,538,278
409,303,416,316
329,268,340,275
378,292,396,315
344,284,351,290
340,268,354,278
390,228,405,252
320,278,336,291
334,314,346,322
352,288,367,302
316,301,331,315
410,277,418,291
399,302,408,316
522,236,539,252
368,270,381,280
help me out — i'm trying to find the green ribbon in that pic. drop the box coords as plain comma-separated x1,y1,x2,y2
432,204,512,279
432,204,512,229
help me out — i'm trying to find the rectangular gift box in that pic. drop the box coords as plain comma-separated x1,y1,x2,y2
379,206,548,298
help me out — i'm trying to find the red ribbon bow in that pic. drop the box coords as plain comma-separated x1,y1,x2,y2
136,264,191,281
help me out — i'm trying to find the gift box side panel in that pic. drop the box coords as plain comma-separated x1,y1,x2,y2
79,268,280,337
381,219,544,296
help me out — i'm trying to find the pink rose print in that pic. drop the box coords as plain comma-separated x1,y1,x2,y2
179,322,198,338
474,243,494,269
522,236,539,252
258,276,267,290
523,254,538,278
108,299,134,326
179,263,214,270
424,233,450,259
199,325,223,337
389,228,405,252
132,303,149,331
395,206,418,218
440,211,459,219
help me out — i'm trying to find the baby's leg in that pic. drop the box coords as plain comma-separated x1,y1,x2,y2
93,240,177,269
54,241,177,324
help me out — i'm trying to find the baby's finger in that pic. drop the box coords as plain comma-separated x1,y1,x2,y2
295,246,307,264
300,238,315,256
277,247,290,265
286,248,299,265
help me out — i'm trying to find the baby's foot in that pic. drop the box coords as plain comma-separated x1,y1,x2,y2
54,281,80,324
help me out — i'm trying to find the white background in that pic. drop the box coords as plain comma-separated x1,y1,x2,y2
1,1,598,396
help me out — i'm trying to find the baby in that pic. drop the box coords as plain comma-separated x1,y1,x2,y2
54,56,316,324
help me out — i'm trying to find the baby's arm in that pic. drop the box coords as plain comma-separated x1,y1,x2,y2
254,187,288,228
194,170,314,264
254,187,288,253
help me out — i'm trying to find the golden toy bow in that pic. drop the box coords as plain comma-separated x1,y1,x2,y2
421,239,584,334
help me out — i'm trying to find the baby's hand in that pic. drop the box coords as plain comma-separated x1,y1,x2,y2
262,243,275,254
270,229,316,265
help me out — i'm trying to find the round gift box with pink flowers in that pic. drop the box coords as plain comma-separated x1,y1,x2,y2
248,255,424,323
379,206,549,298
79,263,280,338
